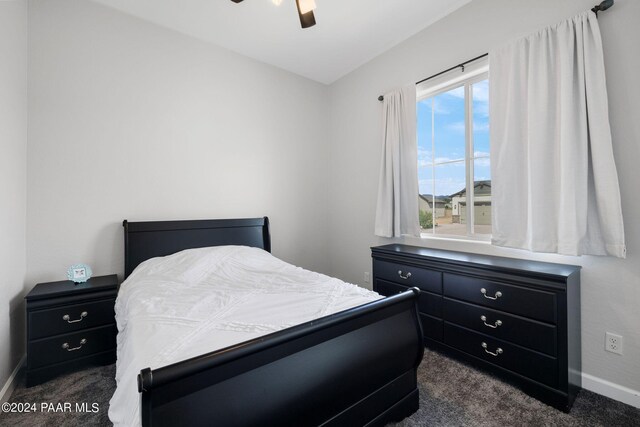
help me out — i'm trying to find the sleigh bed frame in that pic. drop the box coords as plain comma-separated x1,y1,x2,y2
122,217,424,427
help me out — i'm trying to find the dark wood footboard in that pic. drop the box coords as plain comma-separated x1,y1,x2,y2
138,288,424,427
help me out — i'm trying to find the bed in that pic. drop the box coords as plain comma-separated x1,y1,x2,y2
110,217,424,427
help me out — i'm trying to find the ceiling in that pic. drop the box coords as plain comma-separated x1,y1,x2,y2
91,0,471,84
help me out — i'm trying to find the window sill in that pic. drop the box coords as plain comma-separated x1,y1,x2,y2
419,233,492,244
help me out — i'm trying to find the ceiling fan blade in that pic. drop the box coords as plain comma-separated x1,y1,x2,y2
295,0,316,28
233,0,315,28
299,10,316,28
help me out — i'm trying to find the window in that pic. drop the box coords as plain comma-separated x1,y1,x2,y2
417,58,490,240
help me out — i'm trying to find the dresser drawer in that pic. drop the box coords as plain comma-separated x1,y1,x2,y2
420,314,443,342
27,324,117,370
444,323,558,388
28,298,116,340
375,279,442,317
443,274,556,323
443,299,557,356
375,260,442,294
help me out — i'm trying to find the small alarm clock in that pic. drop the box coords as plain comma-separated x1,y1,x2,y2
67,264,93,284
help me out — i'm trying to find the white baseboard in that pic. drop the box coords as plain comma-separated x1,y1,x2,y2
583,372,640,408
0,356,25,404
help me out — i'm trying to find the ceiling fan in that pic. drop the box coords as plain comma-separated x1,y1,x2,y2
231,0,317,29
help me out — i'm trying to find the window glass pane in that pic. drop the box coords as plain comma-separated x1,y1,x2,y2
418,165,434,234
473,158,492,234
472,79,490,235
472,79,490,156
434,162,465,236
417,99,433,168
416,66,490,240
432,87,465,164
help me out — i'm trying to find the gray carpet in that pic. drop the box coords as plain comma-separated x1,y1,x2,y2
2,350,639,426
392,350,640,427
1,364,115,426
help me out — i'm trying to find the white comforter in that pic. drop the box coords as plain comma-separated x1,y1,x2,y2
108,245,381,427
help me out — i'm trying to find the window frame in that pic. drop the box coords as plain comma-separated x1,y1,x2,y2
416,59,490,241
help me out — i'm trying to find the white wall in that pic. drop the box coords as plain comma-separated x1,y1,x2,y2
0,0,28,395
327,0,640,397
27,0,330,291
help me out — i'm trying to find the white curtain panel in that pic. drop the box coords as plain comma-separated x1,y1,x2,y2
374,85,420,238
490,11,626,258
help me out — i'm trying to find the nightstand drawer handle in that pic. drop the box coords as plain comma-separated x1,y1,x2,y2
62,312,88,323
398,270,412,280
62,338,87,352
480,315,503,329
481,342,503,357
480,288,502,300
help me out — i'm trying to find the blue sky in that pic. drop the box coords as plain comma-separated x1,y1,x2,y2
417,79,490,196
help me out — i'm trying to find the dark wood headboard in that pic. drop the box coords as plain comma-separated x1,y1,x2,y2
123,217,271,278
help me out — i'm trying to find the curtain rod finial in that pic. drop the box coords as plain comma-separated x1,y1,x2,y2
592,0,614,13
378,95,384,101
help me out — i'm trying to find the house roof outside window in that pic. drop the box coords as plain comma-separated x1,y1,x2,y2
449,180,491,198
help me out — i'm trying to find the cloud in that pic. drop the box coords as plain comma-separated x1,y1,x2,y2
474,102,489,118
448,121,465,133
473,81,489,118
474,121,489,132
434,157,465,164
440,81,489,118
474,151,491,168
446,86,465,99
419,98,451,115
474,157,491,167
419,146,467,167
447,120,490,133
472,80,489,102
434,100,452,114
419,150,490,172
418,147,432,167
442,82,488,102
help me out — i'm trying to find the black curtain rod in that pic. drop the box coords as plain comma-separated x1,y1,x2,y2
414,52,488,86
377,0,614,102
377,53,487,102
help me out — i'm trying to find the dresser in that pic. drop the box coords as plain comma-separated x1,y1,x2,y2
371,244,581,412
25,275,119,387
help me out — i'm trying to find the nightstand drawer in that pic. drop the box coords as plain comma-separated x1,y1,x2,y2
27,324,117,370
374,260,442,293
443,273,556,323
29,298,116,340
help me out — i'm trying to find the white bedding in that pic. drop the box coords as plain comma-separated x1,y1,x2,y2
108,245,381,427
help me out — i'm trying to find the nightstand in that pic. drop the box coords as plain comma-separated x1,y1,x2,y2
25,274,119,387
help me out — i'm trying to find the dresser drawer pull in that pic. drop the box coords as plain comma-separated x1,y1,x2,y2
397,270,412,280
480,288,502,300
62,311,88,323
481,342,503,357
480,315,503,329
62,338,87,352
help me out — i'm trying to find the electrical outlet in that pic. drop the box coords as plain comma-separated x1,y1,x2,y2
364,272,370,283
605,332,623,355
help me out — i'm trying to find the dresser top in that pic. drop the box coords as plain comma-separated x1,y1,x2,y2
371,244,580,278
26,274,119,301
